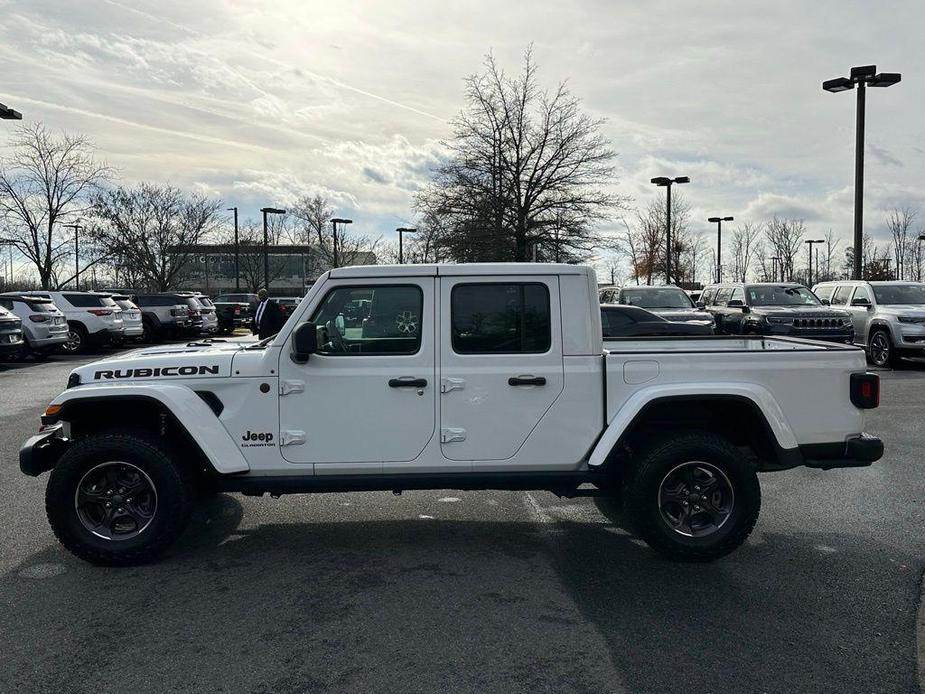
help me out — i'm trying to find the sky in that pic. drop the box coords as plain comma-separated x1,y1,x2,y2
1,0,923,279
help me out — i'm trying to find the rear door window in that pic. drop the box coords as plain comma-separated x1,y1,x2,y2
451,283,551,354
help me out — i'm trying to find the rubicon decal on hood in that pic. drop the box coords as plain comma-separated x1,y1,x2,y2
94,365,221,379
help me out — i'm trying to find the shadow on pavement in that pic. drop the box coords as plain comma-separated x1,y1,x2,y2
0,494,920,694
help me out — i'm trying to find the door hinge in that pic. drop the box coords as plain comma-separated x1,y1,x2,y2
279,379,305,396
440,378,465,393
280,430,306,446
441,427,467,443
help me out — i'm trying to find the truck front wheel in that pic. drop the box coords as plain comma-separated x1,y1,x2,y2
45,431,194,566
623,432,760,562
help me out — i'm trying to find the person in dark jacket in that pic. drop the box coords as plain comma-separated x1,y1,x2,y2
251,289,286,339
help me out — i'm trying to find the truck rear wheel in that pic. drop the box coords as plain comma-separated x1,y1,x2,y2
45,431,194,566
623,432,760,562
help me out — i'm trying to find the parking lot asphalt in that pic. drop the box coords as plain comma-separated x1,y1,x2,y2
0,345,923,694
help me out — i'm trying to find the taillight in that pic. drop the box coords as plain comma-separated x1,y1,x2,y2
234,306,241,315
87,309,112,316
850,372,880,409
29,314,50,322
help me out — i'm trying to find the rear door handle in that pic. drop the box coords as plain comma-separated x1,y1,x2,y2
389,377,428,388
508,375,546,386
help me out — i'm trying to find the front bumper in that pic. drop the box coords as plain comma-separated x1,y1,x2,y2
19,426,69,476
800,433,884,470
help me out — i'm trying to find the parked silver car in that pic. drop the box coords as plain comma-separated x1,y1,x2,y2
813,280,925,367
0,293,69,358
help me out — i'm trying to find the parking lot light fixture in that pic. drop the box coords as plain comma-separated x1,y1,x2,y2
330,218,353,269
396,227,416,264
805,239,825,287
823,64,901,280
708,216,734,283
260,207,287,290
651,176,689,284
0,102,22,120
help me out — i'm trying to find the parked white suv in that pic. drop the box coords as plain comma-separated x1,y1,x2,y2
813,280,925,367
23,291,125,354
0,293,69,358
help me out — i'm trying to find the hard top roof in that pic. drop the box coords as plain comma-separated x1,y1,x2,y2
329,262,594,279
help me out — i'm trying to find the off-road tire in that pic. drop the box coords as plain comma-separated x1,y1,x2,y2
623,431,760,562
46,431,194,566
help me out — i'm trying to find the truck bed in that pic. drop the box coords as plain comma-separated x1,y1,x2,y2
604,335,855,353
603,335,868,448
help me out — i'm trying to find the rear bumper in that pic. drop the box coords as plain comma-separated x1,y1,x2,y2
19,426,69,476
799,433,884,470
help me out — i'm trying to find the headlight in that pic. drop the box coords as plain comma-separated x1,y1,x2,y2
898,316,925,324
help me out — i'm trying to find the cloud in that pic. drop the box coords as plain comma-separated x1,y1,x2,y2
868,143,903,168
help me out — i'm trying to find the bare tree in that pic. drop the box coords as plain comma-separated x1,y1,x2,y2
416,48,626,262
289,194,380,269
621,193,691,285
821,229,841,281
764,217,805,280
729,223,762,282
0,123,110,288
90,184,223,291
886,206,916,280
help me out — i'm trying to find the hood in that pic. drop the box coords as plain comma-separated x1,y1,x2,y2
70,341,245,386
751,305,849,319
876,304,925,315
648,308,712,322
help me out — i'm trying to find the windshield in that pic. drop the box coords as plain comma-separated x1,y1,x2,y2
871,284,925,305
746,286,820,306
620,288,693,309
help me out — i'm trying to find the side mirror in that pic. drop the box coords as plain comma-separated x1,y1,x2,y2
820,298,831,305
290,321,318,363
695,301,705,309
851,298,871,308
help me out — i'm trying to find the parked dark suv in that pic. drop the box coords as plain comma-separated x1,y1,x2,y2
701,282,854,343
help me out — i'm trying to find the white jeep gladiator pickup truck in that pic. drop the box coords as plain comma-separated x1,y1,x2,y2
20,264,883,565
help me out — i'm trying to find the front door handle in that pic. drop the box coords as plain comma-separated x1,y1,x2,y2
389,377,428,388
508,375,546,386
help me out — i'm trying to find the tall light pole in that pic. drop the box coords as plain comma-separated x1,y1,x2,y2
0,102,22,120
227,207,239,290
260,207,286,290
63,222,83,289
330,218,353,269
823,65,901,280
805,238,824,287
651,176,689,284
396,227,416,264
708,216,734,282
